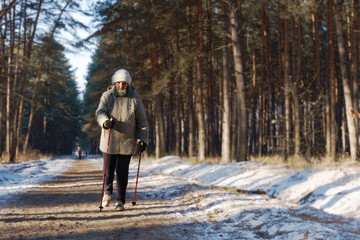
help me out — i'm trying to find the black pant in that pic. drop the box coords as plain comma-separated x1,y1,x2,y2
103,154,132,204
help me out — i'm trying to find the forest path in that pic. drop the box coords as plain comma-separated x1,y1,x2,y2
1,157,359,240
0,158,192,239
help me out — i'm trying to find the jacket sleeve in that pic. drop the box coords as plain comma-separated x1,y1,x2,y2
95,91,111,128
135,95,149,145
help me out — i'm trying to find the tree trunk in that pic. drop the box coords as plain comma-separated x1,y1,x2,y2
155,95,166,158
252,41,259,156
230,0,248,162
327,0,337,161
0,0,15,21
195,0,206,162
352,0,359,139
333,1,358,161
175,21,182,156
283,17,291,160
9,35,22,162
6,2,14,155
23,0,70,152
277,11,284,155
293,16,302,157
221,1,231,163
9,0,27,162
186,5,195,157
166,70,175,153
148,25,166,159
14,0,42,157
0,10,6,157
262,0,275,154
205,0,215,156
312,5,323,155
231,94,238,160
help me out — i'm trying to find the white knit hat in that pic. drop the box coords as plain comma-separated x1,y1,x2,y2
111,69,132,85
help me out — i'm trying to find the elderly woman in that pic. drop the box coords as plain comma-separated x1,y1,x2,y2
96,69,149,211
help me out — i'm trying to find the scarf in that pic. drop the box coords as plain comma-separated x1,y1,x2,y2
114,87,127,97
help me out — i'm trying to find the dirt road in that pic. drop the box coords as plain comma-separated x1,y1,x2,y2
0,158,196,240
1,158,359,240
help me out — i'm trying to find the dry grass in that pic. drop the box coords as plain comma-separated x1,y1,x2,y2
181,154,359,171
251,155,316,170
252,154,360,171
183,156,223,165
4,149,355,171
0,149,53,164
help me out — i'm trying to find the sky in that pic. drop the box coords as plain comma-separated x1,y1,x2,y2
63,0,98,98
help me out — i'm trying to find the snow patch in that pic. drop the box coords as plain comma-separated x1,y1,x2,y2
143,156,360,219
0,156,74,205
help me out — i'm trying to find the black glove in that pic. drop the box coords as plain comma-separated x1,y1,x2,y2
138,141,147,152
103,118,114,129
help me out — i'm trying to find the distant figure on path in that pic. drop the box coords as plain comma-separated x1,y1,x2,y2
78,148,82,159
96,69,149,211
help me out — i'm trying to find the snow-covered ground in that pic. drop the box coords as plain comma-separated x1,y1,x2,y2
0,156,75,205
1,155,359,239
138,156,360,219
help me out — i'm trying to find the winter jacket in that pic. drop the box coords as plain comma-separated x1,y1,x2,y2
96,86,149,155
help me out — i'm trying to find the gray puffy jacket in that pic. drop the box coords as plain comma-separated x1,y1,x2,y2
95,86,149,155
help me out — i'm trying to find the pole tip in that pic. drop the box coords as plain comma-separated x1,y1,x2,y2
132,202,136,206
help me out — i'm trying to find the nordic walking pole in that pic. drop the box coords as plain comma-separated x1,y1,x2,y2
132,151,142,206
99,118,113,211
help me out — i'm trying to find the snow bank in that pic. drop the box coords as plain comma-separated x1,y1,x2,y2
143,156,360,219
0,156,75,205
1,155,359,220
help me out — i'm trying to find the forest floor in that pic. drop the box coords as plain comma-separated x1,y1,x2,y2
1,156,359,240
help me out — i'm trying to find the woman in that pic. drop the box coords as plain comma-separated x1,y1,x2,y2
96,69,149,211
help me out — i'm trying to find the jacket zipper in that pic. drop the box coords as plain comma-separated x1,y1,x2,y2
119,97,122,153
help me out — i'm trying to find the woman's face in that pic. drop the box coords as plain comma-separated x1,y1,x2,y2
115,81,128,91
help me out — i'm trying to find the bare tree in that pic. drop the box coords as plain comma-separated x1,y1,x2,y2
5,0,15,154
186,5,195,158
351,0,359,134
230,0,248,161
195,0,206,162
292,15,302,157
23,0,71,152
221,1,231,163
333,0,358,161
9,0,43,162
0,0,16,21
326,0,337,161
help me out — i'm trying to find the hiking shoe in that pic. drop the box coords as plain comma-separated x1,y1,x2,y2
102,194,111,207
115,201,125,211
